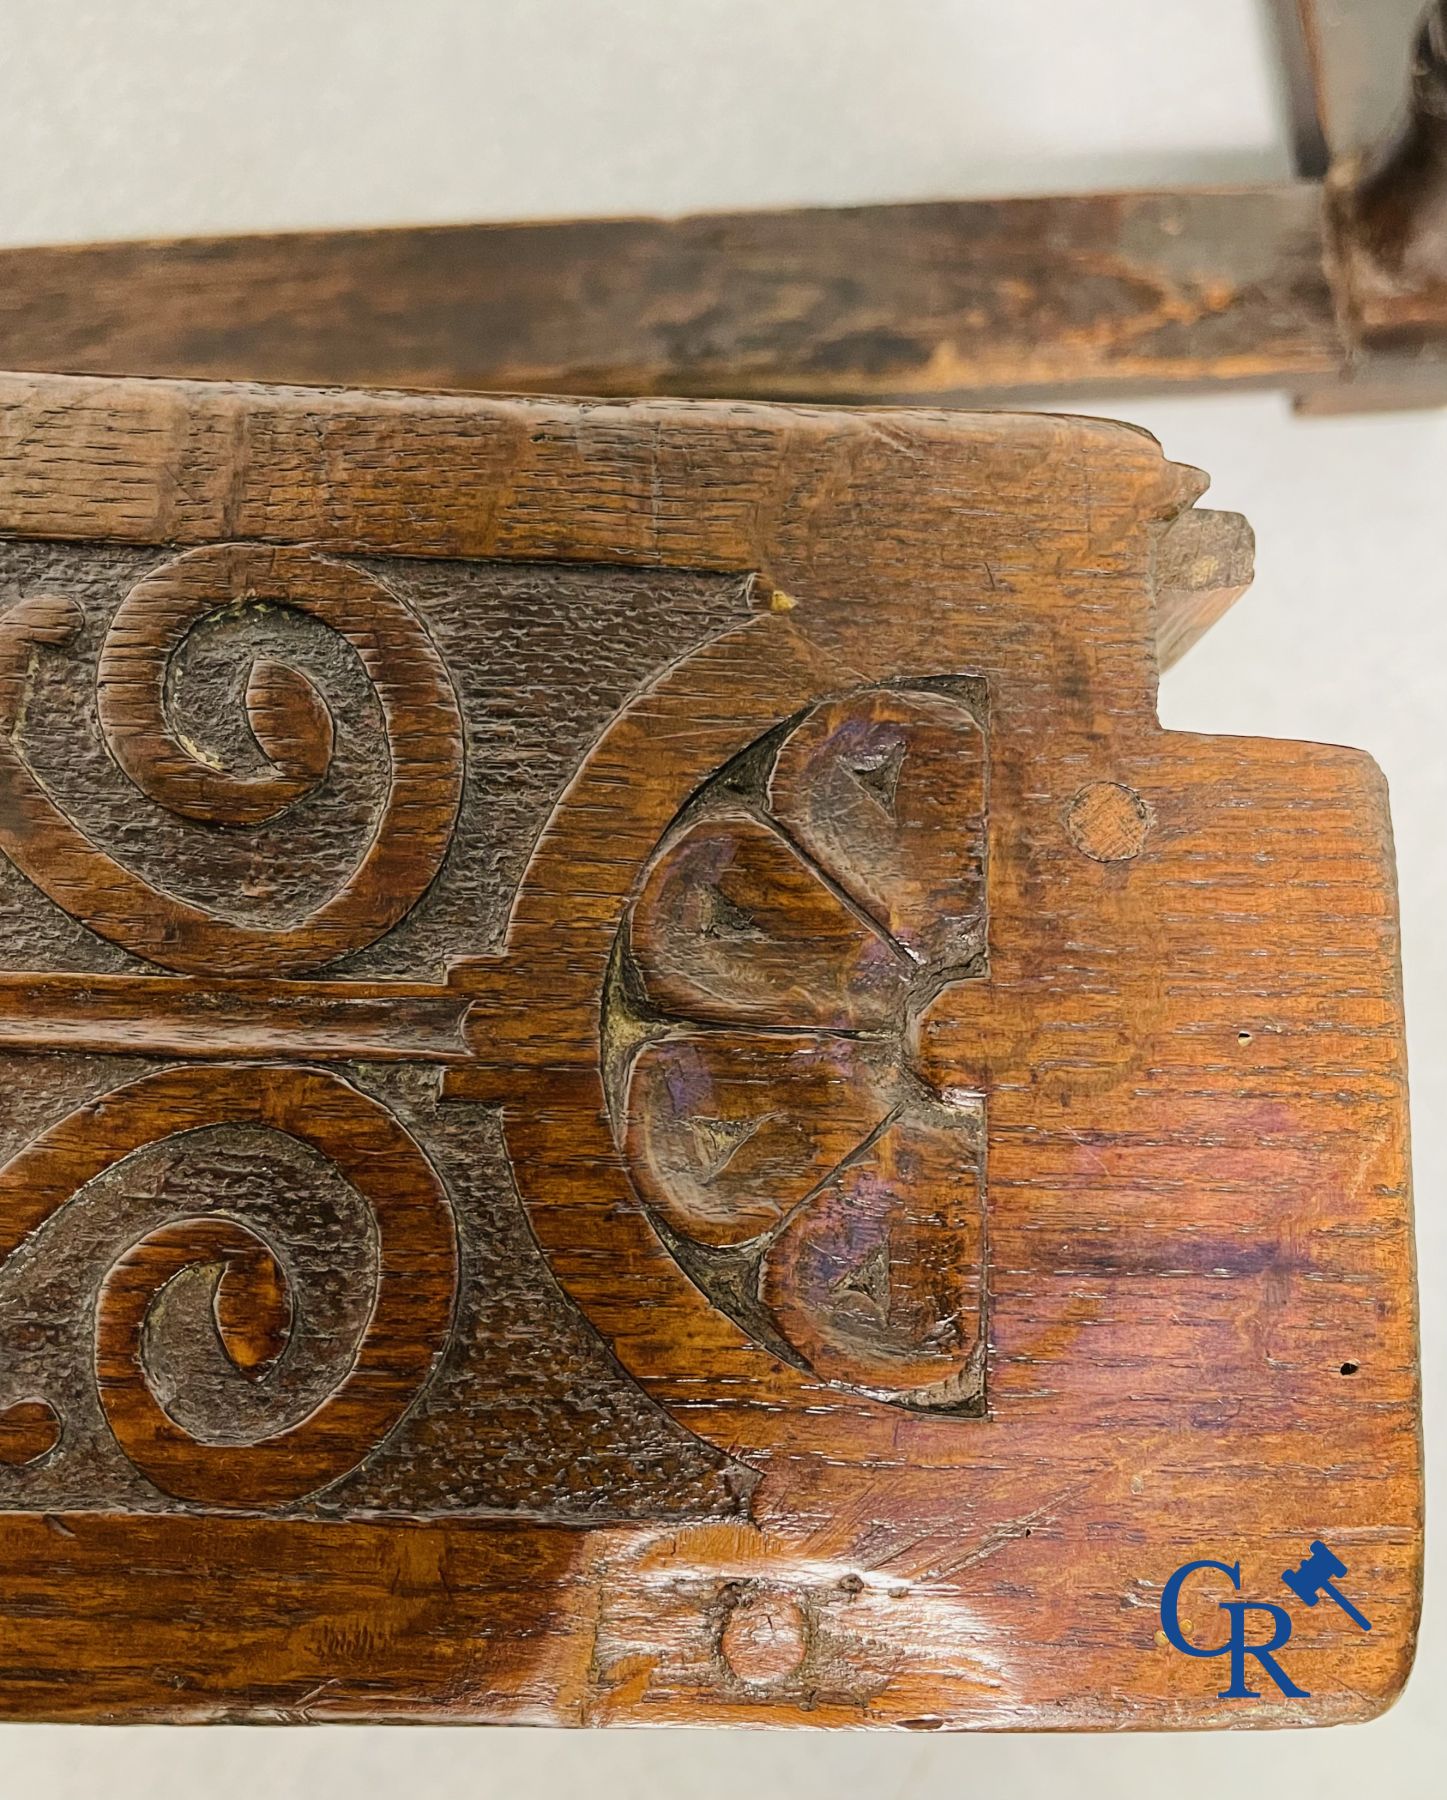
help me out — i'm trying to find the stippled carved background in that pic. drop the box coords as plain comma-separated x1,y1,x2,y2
0,539,759,1522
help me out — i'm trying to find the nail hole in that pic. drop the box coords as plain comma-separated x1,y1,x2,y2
1340,1361,1359,1376
1237,1031,1252,1045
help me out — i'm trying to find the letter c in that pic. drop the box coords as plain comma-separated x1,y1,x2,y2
1160,1558,1241,1657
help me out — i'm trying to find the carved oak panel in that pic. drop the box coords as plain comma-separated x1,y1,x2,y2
605,683,989,1408
0,373,1419,1730
0,540,756,1522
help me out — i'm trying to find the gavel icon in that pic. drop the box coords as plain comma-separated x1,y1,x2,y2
1281,1540,1372,1631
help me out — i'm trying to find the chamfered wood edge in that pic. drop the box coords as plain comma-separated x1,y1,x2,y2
1154,509,1256,669
0,368,1211,536
1344,731,1424,1727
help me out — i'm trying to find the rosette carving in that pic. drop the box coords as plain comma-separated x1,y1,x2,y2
604,685,990,1409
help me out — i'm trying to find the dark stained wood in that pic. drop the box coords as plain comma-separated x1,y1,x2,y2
9,9,1447,411
1294,0,1447,398
0,506,759,1538
85,1067,456,1509
0,371,1419,1728
1296,0,1430,161
1334,2,1447,343
0,186,1345,405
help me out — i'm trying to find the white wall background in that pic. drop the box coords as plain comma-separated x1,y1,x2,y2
0,2,1440,1795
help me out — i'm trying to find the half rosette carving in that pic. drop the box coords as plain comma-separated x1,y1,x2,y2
605,683,990,1410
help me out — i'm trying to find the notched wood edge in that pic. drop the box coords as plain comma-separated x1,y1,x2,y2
1152,508,1256,670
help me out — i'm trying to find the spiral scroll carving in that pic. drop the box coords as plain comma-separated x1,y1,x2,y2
0,1064,457,1509
0,543,464,975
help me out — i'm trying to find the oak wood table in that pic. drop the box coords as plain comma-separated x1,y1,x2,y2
0,371,1420,1728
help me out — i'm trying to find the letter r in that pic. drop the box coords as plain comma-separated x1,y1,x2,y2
1218,1600,1310,1699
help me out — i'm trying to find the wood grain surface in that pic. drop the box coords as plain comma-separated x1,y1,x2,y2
0,371,1419,1728
0,185,1345,405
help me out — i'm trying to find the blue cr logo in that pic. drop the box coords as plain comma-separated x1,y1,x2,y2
1160,1558,1309,1699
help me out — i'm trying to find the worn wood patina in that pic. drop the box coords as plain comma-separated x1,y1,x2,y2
0,371,1420,1726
